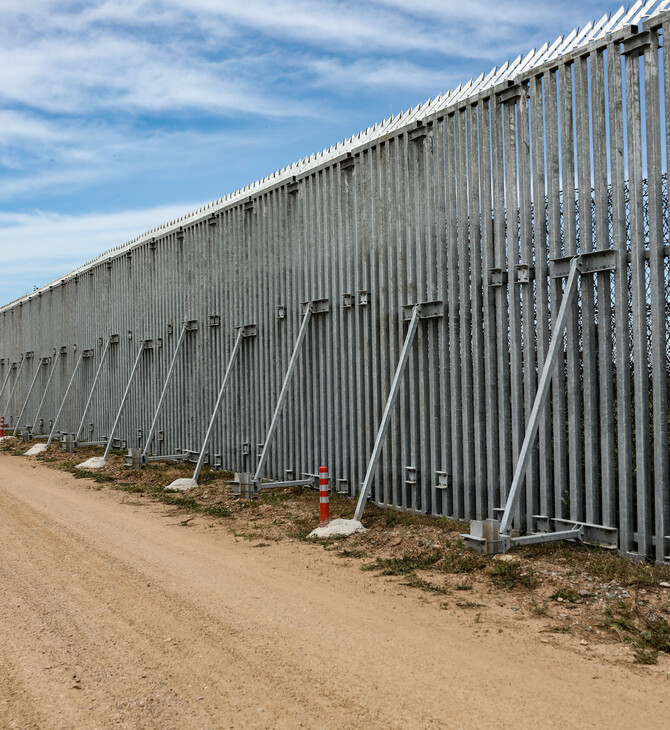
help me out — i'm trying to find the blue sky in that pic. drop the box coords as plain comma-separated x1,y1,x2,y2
0,0,648,304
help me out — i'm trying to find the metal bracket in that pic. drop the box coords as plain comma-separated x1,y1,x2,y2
287,177,300,195
302,298,329,315
340,153,357,171
514,264,535,284
237,324,257,338
342,293,354,308
622,29,656,56
435,471,451,490
401,300,443,320
357,290,370,306
276,305,286,320
209,315,220,327
498,83,524,104
408,121,427,142
489,268,508,287
463,518,617,554
185,319,198,331
550,249,616,278
336,478,350,494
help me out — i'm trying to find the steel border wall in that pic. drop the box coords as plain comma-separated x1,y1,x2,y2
1,2,669,562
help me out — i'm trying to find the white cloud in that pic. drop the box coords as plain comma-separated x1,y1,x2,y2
0,204,202,265
311,58,461,93
0,203,209,302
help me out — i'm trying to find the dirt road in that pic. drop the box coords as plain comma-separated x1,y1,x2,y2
0,456,667,729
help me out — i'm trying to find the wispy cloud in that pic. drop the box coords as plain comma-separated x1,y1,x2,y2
310,58,462,93
0,204,204,300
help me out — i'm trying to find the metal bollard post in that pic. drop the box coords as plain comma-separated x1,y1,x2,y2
319,466,330,527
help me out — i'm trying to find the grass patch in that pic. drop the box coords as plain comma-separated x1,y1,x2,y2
550,588,578,603
203,504,232,518
529,598,549,615
454,581,473,591
603,599,670,665
456,601,484,609
490,560,537,590
337,549,368,559
441,545,487,574
402,575,449,595
518,542,670,587
90,473,116,483
362,552,442,576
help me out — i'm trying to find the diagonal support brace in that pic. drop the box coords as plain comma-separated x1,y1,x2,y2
192,324,256,483
253,301,328,487
354,301,442,522
499,256,581,536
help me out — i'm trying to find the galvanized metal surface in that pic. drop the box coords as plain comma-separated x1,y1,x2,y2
1,3,669,561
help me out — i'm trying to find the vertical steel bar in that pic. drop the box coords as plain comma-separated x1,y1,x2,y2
644,31,668,562
478,97,499,518
608,38,634,553
545,68,569,521
530,72,554,523
575,53,600,525
517,83,538,530
504,93,525,529
592,47,616,528
467,102,486,521
625,44,652,557
560,60,584,523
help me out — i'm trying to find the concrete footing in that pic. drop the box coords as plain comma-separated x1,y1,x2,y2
308,519,366,538
165,478,197,491
76,456,107,470
25,443,47,456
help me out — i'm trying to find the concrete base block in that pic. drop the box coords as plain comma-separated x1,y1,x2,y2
25,443,47,456
165,478,197,492
76,456,107,470
308,518,366,538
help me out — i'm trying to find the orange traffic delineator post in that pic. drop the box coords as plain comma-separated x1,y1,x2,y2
319,466,330,527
